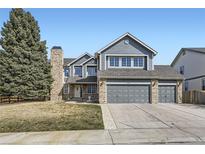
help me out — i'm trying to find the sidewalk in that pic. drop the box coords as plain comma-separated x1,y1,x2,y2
0,128,205,144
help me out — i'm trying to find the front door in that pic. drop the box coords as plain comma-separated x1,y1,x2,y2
74,85,81,98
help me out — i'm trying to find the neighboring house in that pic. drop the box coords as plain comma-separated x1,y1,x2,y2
171,48,205,91
51,32,183,104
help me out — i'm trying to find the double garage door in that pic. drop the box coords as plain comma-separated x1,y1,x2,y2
107,85,150,103
107,84,176,103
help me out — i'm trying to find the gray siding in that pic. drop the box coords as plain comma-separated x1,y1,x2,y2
70,55,91,77
73,55,91,65
100,36,154,70
86,59,96,65
82,59,97,77
172,50,205,91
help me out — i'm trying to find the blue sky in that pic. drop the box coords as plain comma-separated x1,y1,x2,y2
0,8,205,64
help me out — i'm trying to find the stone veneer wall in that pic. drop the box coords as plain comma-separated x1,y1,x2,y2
98,79,182,104
99,79,107,103
150,80,158,104
176,81,183,103
50,47,64,102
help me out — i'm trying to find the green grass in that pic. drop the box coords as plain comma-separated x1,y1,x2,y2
0,102,104,133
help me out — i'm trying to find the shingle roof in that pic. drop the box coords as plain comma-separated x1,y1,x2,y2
183,48,205,53
65,76,97,84
98,65,183,80
63,58,76,66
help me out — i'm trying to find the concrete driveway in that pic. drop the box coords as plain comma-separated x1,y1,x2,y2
1,103,205,144
103,103,205,144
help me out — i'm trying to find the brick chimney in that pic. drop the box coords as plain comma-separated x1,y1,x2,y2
50,46,64,102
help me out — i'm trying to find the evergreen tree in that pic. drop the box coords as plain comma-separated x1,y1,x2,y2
0,8,52,99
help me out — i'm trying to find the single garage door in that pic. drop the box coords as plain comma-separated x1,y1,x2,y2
107,85,150,103
158,85,176,103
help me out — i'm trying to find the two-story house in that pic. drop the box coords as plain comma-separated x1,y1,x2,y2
51,33,183,104
171,48,205,91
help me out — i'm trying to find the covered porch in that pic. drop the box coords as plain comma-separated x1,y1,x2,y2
63,76,98,102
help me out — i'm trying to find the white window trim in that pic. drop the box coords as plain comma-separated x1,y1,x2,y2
73,65,83,77
158,83,177,86
106,81,151,85
64,67,70,78
99,54,102,70
86,65,97,77
106,54,147,69
108,56,120,68
133,57,145,68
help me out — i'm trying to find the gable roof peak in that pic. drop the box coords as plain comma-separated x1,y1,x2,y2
68,52,93,66
97,32,157,55
171,47,205,66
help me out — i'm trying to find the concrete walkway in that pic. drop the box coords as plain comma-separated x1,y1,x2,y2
1,103,205,144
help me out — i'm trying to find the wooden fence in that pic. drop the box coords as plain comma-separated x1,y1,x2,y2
183,90,205,104
0,96,24,104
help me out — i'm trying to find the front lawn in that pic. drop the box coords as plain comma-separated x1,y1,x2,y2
0,102,104,133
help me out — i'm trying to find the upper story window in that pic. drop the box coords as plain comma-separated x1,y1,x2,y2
185,81,189,91
87,66,97,76
122,57,131,67
110,57,119,67
134,57,144,67
180,66,184,75
64,68,69,77
202,79,205,90
87,84,97,94
74,66,82,77
108,56,146,68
